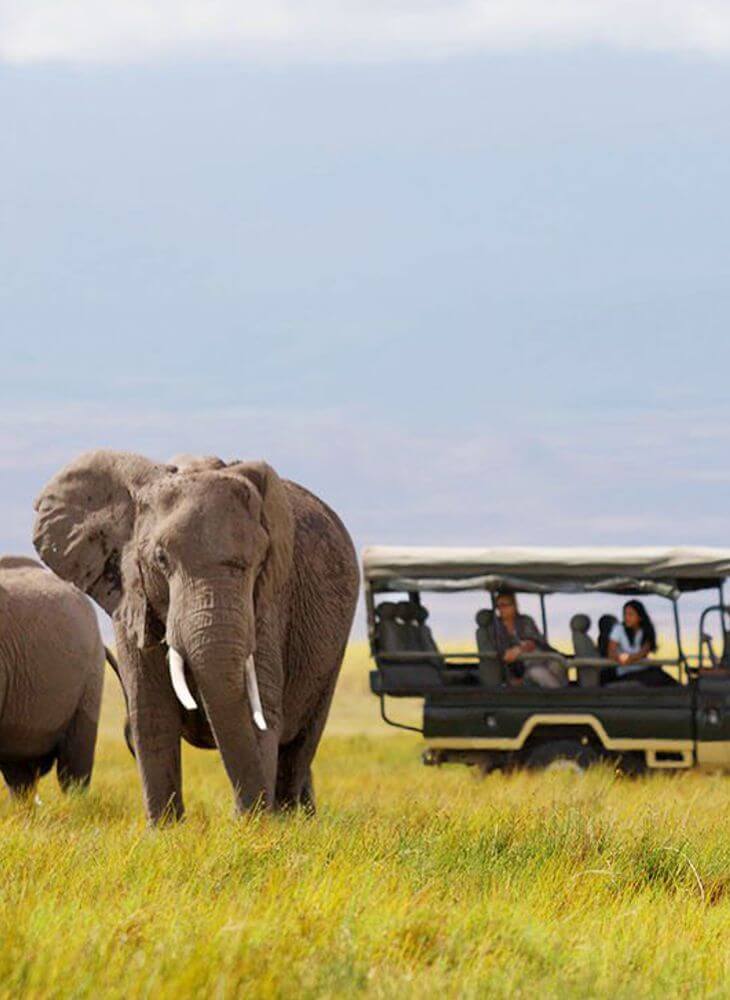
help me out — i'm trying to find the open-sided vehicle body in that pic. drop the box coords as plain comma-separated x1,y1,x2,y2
364,546,730,773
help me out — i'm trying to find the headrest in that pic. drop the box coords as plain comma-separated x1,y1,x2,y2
396,601,416,622
376,602,398,621
570,614,591,633
598,614,617,632
476,609,495,628
413,605,429,623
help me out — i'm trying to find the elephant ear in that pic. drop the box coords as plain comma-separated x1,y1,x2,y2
118,549,164,649
228,460,294,600
33,450,163,616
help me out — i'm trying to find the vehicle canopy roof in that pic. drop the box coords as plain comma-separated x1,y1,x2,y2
363,546,730,598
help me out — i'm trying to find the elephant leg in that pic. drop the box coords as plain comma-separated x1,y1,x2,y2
128,676,184,824
276,738,317,814
2,761,40,800
275,674,338,813
299,767,316,814
57,666,103,792
256,727,279,806
115,628,185,825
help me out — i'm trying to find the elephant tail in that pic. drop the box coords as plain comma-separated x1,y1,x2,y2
103,645,136,758
104,645,121,677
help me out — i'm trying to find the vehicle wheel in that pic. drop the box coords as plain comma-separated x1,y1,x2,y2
474,752,502,776
525,740,598,773
614,752,646,777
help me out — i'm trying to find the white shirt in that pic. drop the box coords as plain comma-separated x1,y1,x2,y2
609,623,645,676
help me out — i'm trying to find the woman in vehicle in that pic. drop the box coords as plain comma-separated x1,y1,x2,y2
494,588,567,689
603,599,677,687
597,614,617,658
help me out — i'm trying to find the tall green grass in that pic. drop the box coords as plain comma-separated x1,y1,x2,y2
2,644,730,998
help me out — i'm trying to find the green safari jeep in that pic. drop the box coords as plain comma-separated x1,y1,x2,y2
364,545,730,774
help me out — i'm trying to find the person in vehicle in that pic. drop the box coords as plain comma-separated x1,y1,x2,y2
597,614,617,658
493,588,567,689
603,600,677,687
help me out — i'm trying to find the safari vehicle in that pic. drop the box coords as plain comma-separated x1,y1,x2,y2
364,546,730,774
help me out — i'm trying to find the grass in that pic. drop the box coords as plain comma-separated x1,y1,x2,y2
3,644,730,997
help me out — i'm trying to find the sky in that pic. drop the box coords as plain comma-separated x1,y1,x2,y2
3,2,730,638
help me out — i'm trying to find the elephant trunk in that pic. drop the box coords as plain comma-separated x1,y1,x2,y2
166,577,268,810
189,644,268,810
167,579,267,730
167,646,266,730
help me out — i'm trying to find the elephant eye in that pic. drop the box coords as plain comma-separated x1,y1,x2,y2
222,559,246,572
154,546,170,571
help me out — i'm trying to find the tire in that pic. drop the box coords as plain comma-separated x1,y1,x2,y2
525,739,599,773
474,752,502,776
614,751,647,777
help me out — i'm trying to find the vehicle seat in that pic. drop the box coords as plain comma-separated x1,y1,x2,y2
374,602,407,661
373,601,472,694
396,601,421,649
413,605,440,655
412,602,471,678
719,630,730,668
570,613,601,688
475,609,503,686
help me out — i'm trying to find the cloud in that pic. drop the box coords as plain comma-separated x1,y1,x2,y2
3,396,730,551
3,397,729,638
3,1,730,65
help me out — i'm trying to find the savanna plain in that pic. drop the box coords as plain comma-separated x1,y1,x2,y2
2,643,730,999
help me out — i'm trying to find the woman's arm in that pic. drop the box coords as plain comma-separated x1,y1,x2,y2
521,616,551,651
609,640,651,666
503,645,523,664
624,642,652,665
607,640,623,664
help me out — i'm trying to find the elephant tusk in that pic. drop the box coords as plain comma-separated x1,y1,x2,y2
168,647,198,711
245,655,268,731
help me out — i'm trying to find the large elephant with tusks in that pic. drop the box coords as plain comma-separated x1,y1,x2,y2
33,451,359,824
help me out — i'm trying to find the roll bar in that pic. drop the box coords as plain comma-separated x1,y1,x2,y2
374,650,689,736
375,650,687,670
698,603,730,669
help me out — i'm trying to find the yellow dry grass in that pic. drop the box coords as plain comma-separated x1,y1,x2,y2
2,643,730,998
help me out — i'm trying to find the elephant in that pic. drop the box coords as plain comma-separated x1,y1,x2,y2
33,450,359,824
0,555,106,798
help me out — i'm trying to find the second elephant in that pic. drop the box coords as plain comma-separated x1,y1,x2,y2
0,556,105,798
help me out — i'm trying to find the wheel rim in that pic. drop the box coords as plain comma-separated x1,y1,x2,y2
544,757,584,775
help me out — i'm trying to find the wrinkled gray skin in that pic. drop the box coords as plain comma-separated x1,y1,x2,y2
0,556,104,798
33,451,359,825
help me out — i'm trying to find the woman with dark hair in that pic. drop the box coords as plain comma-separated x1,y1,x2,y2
605,600,676,687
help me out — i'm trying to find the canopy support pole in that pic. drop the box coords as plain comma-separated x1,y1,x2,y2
490,587,500,650
672,598,688,680
540,594,548,641
720,582,728,665
365,584,377,656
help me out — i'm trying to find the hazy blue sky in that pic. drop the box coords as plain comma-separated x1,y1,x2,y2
3,10,730,633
